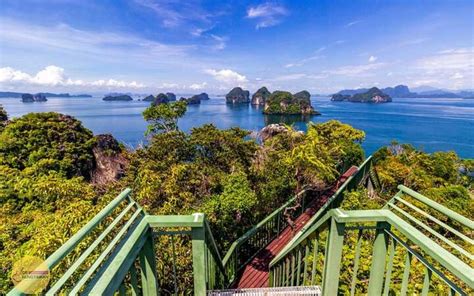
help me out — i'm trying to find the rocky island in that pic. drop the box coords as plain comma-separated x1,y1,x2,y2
179,93,209,105
251,87,271,106
21,93,47,102
226,87,250,104
331,87,392,103
263,90,319,115
102,95,133,101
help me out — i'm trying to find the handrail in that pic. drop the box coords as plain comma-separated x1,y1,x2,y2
45,188,133,269
270,156,374,265
269,208,473,295
397,185,474,229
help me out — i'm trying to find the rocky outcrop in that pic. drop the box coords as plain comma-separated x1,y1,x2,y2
103,95,133,101
166,92,177,101
293,90,311,104
263,90,318,115
251,87,271,105
21,93,34,102
259,124,304,142
21,93,48,102
195,93,209,100
91,134,128,184
331,94,351,102
143,95,155,101
33,93,47,101
331,87,391,103
226,87,250,104
180,96,199,105
152,93,169,105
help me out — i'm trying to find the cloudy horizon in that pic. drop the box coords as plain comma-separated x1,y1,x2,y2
0,0,473,94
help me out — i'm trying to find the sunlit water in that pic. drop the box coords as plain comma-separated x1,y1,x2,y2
0,96,473,158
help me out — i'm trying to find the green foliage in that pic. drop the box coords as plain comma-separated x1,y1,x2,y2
374,142,471,194
0,112,95,178
0,105,7,131
142,101,187,134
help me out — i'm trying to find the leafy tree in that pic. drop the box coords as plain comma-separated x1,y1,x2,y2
142,101,187,134
0,112,95,178
0,105,7,132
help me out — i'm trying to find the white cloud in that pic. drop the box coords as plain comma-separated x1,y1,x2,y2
0,66,146,89
345,20,361,27
205,69,247,84
417,48,473,71
411,48,473,89
246,3,288,29
189,82,208,90
210,34,227,50
284,54,324,68
328,63,386,76
133,0,211,28
368,56,378,63
0,18,194,67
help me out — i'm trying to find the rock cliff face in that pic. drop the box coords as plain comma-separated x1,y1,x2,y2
263,90,318,115
91,134,128,184
226,87,250,104
251,87,271,105
152,93,169,105
259,123,304,141
34,94,47,101
102,95,133,101
331,87,392,103
179,95,201,104
194,93,209,100
143,95,155,101
21,93,34,102
21,93,48,102
166,92,177,101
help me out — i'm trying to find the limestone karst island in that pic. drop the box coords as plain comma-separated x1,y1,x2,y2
0,1,473,295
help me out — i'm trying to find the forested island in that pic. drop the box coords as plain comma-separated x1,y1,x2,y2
331,87,392,103
0,101,472,293
332,85,474,99
225,86,319,115
0,91,92,98
102,94,133,101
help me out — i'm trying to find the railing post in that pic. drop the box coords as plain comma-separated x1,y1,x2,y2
368,222,390,295
192,224,207,296
139,229,159,296
321,217,345,296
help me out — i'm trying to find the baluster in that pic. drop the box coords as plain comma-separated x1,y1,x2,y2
400,252,412,296
311,232,319,285
303,243,309,285
321,218,345,296
382,237,397,296
421,267,432,296
368,222,390,295
296,247,302,286
350,229,363,296
291,251,296,286
129,263,139,296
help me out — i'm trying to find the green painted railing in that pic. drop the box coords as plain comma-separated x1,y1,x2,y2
8,190,226,296
220,156,375,286
222,188,313,284
269,187,474,295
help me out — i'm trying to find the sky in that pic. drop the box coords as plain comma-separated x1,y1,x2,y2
0,0,473,94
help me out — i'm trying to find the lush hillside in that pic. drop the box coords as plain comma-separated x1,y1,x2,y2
0,103,471,293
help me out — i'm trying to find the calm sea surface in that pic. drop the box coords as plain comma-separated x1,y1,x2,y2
0,96,473,158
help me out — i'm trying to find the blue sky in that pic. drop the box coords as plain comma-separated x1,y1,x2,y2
0,0,472,94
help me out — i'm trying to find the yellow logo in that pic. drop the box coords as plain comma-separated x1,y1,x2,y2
11,256,50,294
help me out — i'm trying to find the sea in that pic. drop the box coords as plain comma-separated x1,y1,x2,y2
0,96,473,158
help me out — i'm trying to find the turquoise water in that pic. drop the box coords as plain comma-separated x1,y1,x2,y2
0,96,473,158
